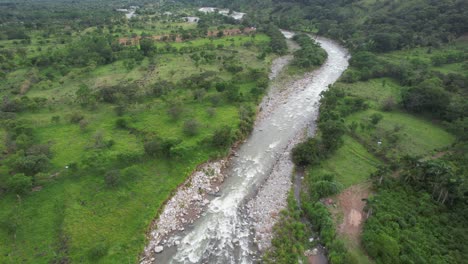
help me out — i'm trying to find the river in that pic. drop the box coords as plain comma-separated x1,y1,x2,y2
144,32,349,264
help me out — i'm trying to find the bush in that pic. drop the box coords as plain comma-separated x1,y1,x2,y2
292,34,327,68
115,118,128,129
238,105,254,136
88,242,108,260
402,80,450,115
319,119,346,151
69,112,84,123
167,104,183,120
114,105,125,116
6,173,32,194
51,115,61,124
212,126,233,148
183,119,200,136
309,174,342,199
381,97,396,111
104,170,120,188
291,138,322,166
14,154,50,175
143,138,179,157
79,119,89,131
370,113,384,125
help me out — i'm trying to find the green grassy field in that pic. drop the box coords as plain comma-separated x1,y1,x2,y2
335,78,402,107
346,110,455,159
0,155,217,263
0,12,273,262
306,43,460,263
308,135,381,188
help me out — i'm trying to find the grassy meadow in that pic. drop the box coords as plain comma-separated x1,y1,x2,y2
0,5,276,262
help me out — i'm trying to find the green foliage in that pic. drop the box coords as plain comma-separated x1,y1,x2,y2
75,84,93,106
292,34,327,68
183,119,200,136
401,159,463,205
263,194,308,263
0,1,273,263
402,80,451,115
69,112,84,124
143,138,179,158
5,173,32,194
308,174,342,200
115,118,128,129
13,153,50,176
238,105,255,137
87,241,109,261
248,0,468,52
319,119,346,151
363,179,468,264
291,138,322,166
104,170,121,188
139,38,156,56
212,126,233,148
263,24,287,55
370,113,383,125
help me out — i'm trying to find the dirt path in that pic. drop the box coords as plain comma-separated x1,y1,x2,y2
335,182,371,244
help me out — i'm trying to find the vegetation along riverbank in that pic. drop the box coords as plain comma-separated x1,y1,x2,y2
1,0,467,263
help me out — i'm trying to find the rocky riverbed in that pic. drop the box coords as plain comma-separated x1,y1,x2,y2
141,160,228,263
140,53,294,264
141,33,349,264
247,65,326,252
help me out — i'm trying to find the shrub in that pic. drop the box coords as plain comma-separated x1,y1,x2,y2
104,170,120,188
207,107,216,117
114,105,125,116
144,138,180,157
6,173,32,194
14,154,50,176
381,97,396,111
212,126,233,148
291,138,322,166
69,112,84,123
319,119,346,151
79,119,89,131
402,80,450,115
370,113,384,125
183,119,200,136
88,242,108,260
51,115,61,124
115,118,128,129
167,104,183,120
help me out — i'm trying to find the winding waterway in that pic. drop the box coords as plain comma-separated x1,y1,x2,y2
149,32,349,264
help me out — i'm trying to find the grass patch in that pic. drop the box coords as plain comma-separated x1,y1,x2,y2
308,135,381,188
345,110,455,159
335,78,402,107
338,236,373,264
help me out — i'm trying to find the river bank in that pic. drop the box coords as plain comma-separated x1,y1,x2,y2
141,33,349,264
140,53,294,263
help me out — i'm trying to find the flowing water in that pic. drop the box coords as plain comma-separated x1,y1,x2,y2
154,33,349,264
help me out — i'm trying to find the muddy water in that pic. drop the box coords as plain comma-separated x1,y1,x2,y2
153,33,349,264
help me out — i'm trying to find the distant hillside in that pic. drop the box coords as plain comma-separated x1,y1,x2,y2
202,0,468,51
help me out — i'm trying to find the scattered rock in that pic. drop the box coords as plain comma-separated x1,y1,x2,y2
154,246,164,254
142,160,228,261
311,248,318,255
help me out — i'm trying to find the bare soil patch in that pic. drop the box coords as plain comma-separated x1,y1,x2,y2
334,182,371,244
